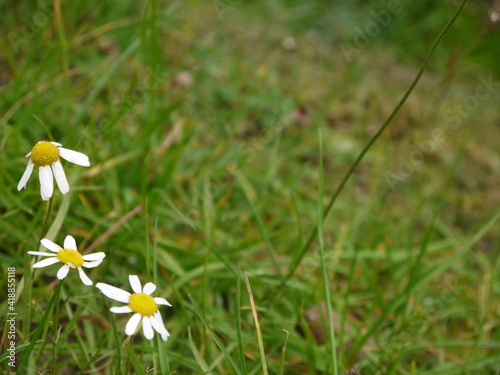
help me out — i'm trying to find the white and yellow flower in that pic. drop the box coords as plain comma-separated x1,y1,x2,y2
28,235,105,286
17,141,90,200
96,275,171,341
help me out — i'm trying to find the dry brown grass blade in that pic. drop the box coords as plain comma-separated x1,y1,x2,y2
83,204,143,254
244,272,269,375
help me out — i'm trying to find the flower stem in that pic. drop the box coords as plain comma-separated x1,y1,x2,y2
36,199,53,254
155,335,170,374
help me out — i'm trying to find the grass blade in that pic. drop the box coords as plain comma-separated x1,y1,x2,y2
125,341,148,375
282,0,470,286
189,295,241,375
277,329,289,375
244,272,268,375
188,326,212,374
236,268,248,375
316,128,338,375
18,280,64,373
237,175,280,274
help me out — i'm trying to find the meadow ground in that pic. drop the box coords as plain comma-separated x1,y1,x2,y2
1,0,500,374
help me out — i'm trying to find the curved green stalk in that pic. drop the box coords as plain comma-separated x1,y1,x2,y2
282,0,469,287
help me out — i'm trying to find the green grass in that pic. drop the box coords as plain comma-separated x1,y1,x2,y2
1,0,500,374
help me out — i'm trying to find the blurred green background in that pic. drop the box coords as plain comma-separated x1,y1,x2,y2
1,0,499,374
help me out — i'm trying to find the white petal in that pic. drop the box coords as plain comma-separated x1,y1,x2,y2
27,251,56,257
142,316,154,340
154,297,172,307
57,265,70,279
110,306,133,314
17,160,34,190
129,275,142,294
82,260,104,268
40,239,62,252
32,257,60,268
125,313,142,336
39,165,54,201
67,262,76,269
160,331,170,342
51,160,69,194
63,235,78,250
149,315,169,338
58,148,90,167
95,283,131,303
143,282,156,295
82,252,106,261
153,312,170,341
77,267,92,285
153,311,167,328
50,142,62,147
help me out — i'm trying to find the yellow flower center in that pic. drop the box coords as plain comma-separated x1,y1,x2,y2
128,293,158,316
31,141,59,167
56,249,84,268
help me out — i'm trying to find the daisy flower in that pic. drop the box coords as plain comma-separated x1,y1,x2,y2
28,235,105,286
96,275,171,341
17,141,90,200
